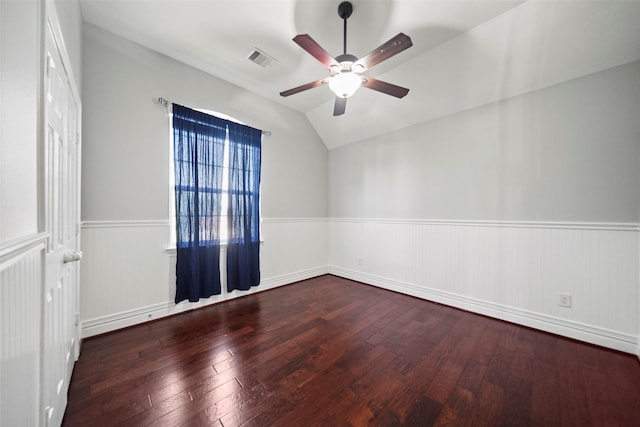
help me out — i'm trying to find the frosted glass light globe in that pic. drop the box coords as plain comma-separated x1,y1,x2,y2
328,72,362,98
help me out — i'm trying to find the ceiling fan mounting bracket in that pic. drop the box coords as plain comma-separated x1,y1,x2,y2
335,54,358,63
338,2,353,20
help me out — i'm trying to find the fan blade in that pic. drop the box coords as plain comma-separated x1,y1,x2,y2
362,77,409,98
293,34,340,69
280,79,326,97
333,96,347,116
354,33,412,72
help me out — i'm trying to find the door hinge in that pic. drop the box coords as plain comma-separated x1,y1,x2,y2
44,406,54,427
46,53,56,78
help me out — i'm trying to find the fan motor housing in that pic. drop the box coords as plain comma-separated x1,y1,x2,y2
335,54,358,64
333,53,359,73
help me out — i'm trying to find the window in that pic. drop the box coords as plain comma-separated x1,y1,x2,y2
169,108,259,247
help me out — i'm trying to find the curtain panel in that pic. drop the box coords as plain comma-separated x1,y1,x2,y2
226,122,262,291
173,104,226,303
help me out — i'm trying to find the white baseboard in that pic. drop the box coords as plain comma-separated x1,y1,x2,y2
328,265,638,355
80,262,637,355
81,265,329,338
260,266,329,288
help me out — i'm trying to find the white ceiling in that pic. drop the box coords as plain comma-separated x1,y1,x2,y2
80,0,640,149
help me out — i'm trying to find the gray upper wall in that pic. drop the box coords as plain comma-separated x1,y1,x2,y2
81,24,328,222
0,0,40,241
0,0,82,242
80,12,640,225
329,60,640,223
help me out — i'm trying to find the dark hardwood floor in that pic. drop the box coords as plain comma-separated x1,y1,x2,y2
63,275,640,426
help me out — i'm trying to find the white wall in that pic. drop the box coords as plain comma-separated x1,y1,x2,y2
80,219,328,337
80,25,328,335
329,219,638,353
328,61,640,353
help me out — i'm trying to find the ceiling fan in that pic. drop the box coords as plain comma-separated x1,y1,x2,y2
279,1,413,116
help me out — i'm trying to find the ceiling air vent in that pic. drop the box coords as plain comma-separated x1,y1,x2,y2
247,48,276,68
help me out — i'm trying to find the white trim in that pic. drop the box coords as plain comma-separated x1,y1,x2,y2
328,266,638,354
82,218,328,228
330,217,639,231
44,0,80,104
0,232,48,257
637,231,640,361
81,261,637,353
0,233,47,271
164,240,267,255
259,266,329,288
80,218,324,248
262,218,328,224
81,265,328,338
82,217,640,232
79,217,637,231
81,220,169,229
81,302,174,338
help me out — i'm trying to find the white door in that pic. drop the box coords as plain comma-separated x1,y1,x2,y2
42,18,81,427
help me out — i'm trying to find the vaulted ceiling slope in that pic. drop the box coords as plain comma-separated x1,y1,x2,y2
80,0,640,149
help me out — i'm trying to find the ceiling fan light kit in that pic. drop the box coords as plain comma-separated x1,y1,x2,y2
328,72,362,98
280,1,413,116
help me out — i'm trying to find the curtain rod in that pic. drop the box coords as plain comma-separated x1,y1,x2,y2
155,97,272,136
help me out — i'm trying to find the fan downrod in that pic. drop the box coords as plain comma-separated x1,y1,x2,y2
338,2,353,56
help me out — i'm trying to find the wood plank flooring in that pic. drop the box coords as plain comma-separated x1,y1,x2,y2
63,275,640,426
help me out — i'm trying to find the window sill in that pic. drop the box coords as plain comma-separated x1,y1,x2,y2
165,240,264,256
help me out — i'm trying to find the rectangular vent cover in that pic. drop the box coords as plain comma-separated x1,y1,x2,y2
247,48,276,68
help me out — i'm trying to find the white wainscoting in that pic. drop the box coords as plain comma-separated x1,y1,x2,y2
79,217,640,355
80,219,328,337
328,218,640,354
0,234,46,426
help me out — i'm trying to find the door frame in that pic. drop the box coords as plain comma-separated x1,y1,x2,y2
40,2,82,425
42,0,82,359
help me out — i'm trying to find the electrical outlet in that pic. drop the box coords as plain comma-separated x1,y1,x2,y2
558,293,572,308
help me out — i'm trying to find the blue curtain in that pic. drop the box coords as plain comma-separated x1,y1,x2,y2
173,104,226,303
226,121,262,291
